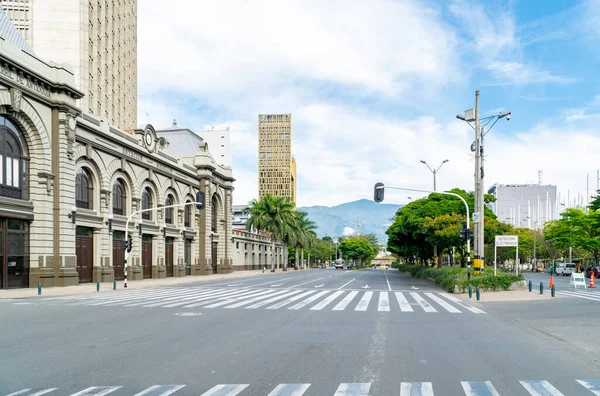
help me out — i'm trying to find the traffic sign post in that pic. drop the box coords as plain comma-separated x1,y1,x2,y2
494,235,519,277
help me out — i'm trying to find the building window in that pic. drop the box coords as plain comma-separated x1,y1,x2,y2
112,178,126,215
75,168,93,209
165,195,174,224
184,201,191,227
211,196,218,233
0,116,28,200
141,187,153,220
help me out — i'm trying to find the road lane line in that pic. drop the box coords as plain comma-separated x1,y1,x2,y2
161,289,241,307
180,289,255,308
205,289,276,308
576,379,600,394
142,289,226,307
245,289,304,309
520,380,564,395
410,292,437,312
332,291,359,311
66,288,182,305
6,389,58,396
289,277,325,288
461,381,500,396
400,382,433,396
200,384,249,396
557,291,600,301
394,292,413,312
267,383,311,396
438,293,486,314
424,292,461,313
225,289,289,309
288,290,330,310
334,383,371,396
266,290,317,309
133,385,186,396
118,289,199,307
69,387,122,396
310,290,344,310
355,291,373,311
337,277,357,290
377,292,390,311
384,271,392,291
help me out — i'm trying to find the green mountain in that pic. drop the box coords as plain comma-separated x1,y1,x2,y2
298,199,403,244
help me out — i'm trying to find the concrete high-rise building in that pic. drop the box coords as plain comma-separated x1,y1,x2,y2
258,114,296,203
201,124,231,167
0,0,137,130
488,183,558,229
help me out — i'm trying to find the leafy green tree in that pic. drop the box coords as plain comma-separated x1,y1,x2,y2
292,211,317,269
545,208,600,265
589,190,600,212
246,194,296,272
339,236,376,265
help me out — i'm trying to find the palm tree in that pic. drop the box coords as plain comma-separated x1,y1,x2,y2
246,194,296,272
293,211,317,270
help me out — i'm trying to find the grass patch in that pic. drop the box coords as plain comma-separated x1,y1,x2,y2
397,264,524,292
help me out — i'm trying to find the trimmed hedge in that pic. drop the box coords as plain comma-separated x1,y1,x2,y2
397,264,524,292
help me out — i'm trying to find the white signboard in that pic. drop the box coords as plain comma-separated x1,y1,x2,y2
495,235,518,247
569,272,587,289
473,212,481,223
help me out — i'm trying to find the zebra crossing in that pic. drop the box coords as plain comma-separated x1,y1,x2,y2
5,379,600,395
557,288,600,302
34,286,486,314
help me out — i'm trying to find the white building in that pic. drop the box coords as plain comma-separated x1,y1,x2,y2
488,183,558,229
0,1,138,130
200,125,231,167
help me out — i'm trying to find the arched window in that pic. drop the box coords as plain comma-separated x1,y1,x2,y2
211,196,218,233
112,179,126,215
165,195,174,224
141,187,153,220
75,168,93,209
184,201,192,227
0,116,29,199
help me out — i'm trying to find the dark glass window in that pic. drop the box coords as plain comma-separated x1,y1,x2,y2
184,201,191,227
112,179,126,215
211,196,218,233
165,195,174,224
0,116,29,200
141,187,153,220
75,168,93,209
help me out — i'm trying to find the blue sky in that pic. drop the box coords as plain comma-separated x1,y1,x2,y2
137,0,600,208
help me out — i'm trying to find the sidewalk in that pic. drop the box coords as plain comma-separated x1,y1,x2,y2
454,289,558,303
0,268,307,299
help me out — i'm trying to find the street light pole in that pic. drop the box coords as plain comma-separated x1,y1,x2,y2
420,159,449,267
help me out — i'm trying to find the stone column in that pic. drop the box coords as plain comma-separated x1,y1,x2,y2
129,197,143,280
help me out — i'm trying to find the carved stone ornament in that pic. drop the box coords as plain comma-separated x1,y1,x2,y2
65,115,76,158
9,87,22,113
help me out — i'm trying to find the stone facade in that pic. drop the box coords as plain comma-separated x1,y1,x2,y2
231,229,286,271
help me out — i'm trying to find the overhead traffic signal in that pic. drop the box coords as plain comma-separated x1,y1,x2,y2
196,191,205,210
124,233,133,253
374,182,384,203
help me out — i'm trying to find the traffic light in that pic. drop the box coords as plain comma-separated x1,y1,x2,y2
460,222,471,242
374,182,384,203
196,191,205,210
124,233,133,253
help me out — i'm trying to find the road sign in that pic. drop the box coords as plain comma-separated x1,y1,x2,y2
569,272,587,289
495,235,518,247
473,212,481,223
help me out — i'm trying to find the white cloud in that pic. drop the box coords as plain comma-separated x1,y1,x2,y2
343,227,356,237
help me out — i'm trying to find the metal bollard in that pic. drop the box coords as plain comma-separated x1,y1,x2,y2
113,279,116,290
528,280,532,292
476,287,480,301
468,285,473,298
37,283,42,296
540,282,544,295
551,285,555,297
96,281,100,292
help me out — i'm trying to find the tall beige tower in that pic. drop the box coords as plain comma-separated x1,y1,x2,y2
258,114,296,203
0,0,137,130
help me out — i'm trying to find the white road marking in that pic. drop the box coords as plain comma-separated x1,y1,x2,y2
181,289,257,308
121,289,199,307
438,293,486,314
267,383,311,396
400,382,434,396
270,283,284,287
289,277,325,288
288,290,330,310
69,387,122,396
424,292,461,313
355,291,373,311
143,289,227,307
314,284,325,288
520,380,565,396
361,285,370,289
410,292,436,312
557,291,600,301
200,384,249,396
332,291,359,311
161,289,241,307
576,379,600,395
133,385,186,396
224,289,292,308
337,277,357,290
461,381,500,396
205,289,276,308
266,290,317,309
377,292,390,311
333,383,371,396
384,271,392,291
6,389,58,396
245,290,304,309
310,290,344,310
394,292,413,312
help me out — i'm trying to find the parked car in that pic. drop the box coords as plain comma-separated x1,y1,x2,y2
556,263,577,276
586,266,600,279
535,264,544,273
334,263,344,269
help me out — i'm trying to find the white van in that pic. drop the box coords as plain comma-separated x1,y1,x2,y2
556,263,577,276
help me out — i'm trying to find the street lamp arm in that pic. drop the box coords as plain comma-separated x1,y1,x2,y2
435,160,449,173
420,161,434,173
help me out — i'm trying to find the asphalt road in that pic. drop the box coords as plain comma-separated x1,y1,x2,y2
2,268,599,395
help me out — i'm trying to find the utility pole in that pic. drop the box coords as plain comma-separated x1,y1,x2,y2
473,90,482,274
